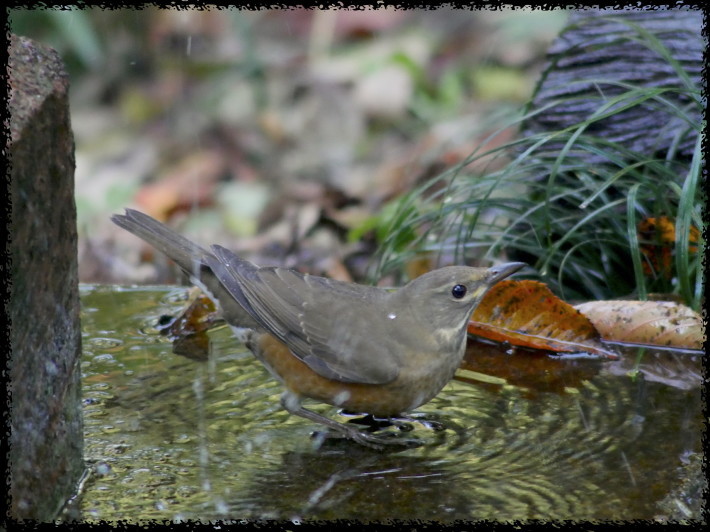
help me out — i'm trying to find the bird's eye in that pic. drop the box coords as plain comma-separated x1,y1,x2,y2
451,284,467,299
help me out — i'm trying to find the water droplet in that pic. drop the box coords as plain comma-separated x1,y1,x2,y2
333,390,351,405
95,462,111,476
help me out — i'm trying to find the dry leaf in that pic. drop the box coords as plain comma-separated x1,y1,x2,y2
404,255,434,281
135,150,226,221
637,215,700,278
574,300,704,350
468,280,619,359
157,288,221,361
159,288,219,338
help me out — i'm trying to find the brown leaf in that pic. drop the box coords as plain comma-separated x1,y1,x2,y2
637,215,700,279
324,257,353,283
404,255,434,282
157,289,221,362
468,280,619,359
135,149,226,221
574,300,704,350
159,288,220,339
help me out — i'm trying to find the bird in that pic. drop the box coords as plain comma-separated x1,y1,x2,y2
112,209,525,448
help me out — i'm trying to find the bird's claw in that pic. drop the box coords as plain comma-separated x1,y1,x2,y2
311,428,422,450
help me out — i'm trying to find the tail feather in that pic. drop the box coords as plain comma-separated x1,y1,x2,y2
112,209,260,329
111,209,209,277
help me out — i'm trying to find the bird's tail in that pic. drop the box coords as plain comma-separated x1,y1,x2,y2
112,209,210,277
111,209,260,329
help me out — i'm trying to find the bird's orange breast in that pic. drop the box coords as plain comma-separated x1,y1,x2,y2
249,332,445,417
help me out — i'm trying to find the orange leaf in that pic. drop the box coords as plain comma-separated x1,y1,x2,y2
157,288,221,361
637,216,700,278
468,280,619,359
574,300,704,350
135,149,225,221
159,288,220,339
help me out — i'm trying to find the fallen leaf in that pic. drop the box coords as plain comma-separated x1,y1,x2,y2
135,149,226,221
574,300,704,350
468,280,619,359
404,254,434,281
353,64,413,120
323,257,354,283
158,288,221,361
637,216,700,279
330,9,409,38
219,180,273,238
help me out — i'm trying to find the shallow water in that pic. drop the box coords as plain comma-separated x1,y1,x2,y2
74,285,703,522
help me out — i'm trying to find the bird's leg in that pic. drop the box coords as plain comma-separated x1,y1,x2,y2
280,392,419,449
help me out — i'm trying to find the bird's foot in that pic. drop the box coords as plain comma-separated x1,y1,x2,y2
311,425,422,450
342,411,445,433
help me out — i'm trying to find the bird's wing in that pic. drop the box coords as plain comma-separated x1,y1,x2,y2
207,245,400,384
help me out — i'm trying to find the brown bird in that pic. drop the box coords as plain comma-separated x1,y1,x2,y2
112,209,524,448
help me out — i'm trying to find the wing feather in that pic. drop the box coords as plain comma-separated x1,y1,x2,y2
207,245,400,384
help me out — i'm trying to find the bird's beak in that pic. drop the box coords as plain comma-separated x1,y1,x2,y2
488,262,526,284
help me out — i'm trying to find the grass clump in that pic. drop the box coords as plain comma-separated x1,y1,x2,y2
373,35,703,310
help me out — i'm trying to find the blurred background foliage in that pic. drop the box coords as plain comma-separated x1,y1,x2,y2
9,7,703,310
371,10,704,309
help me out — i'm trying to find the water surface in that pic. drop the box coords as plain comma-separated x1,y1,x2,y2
76,285,703,522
